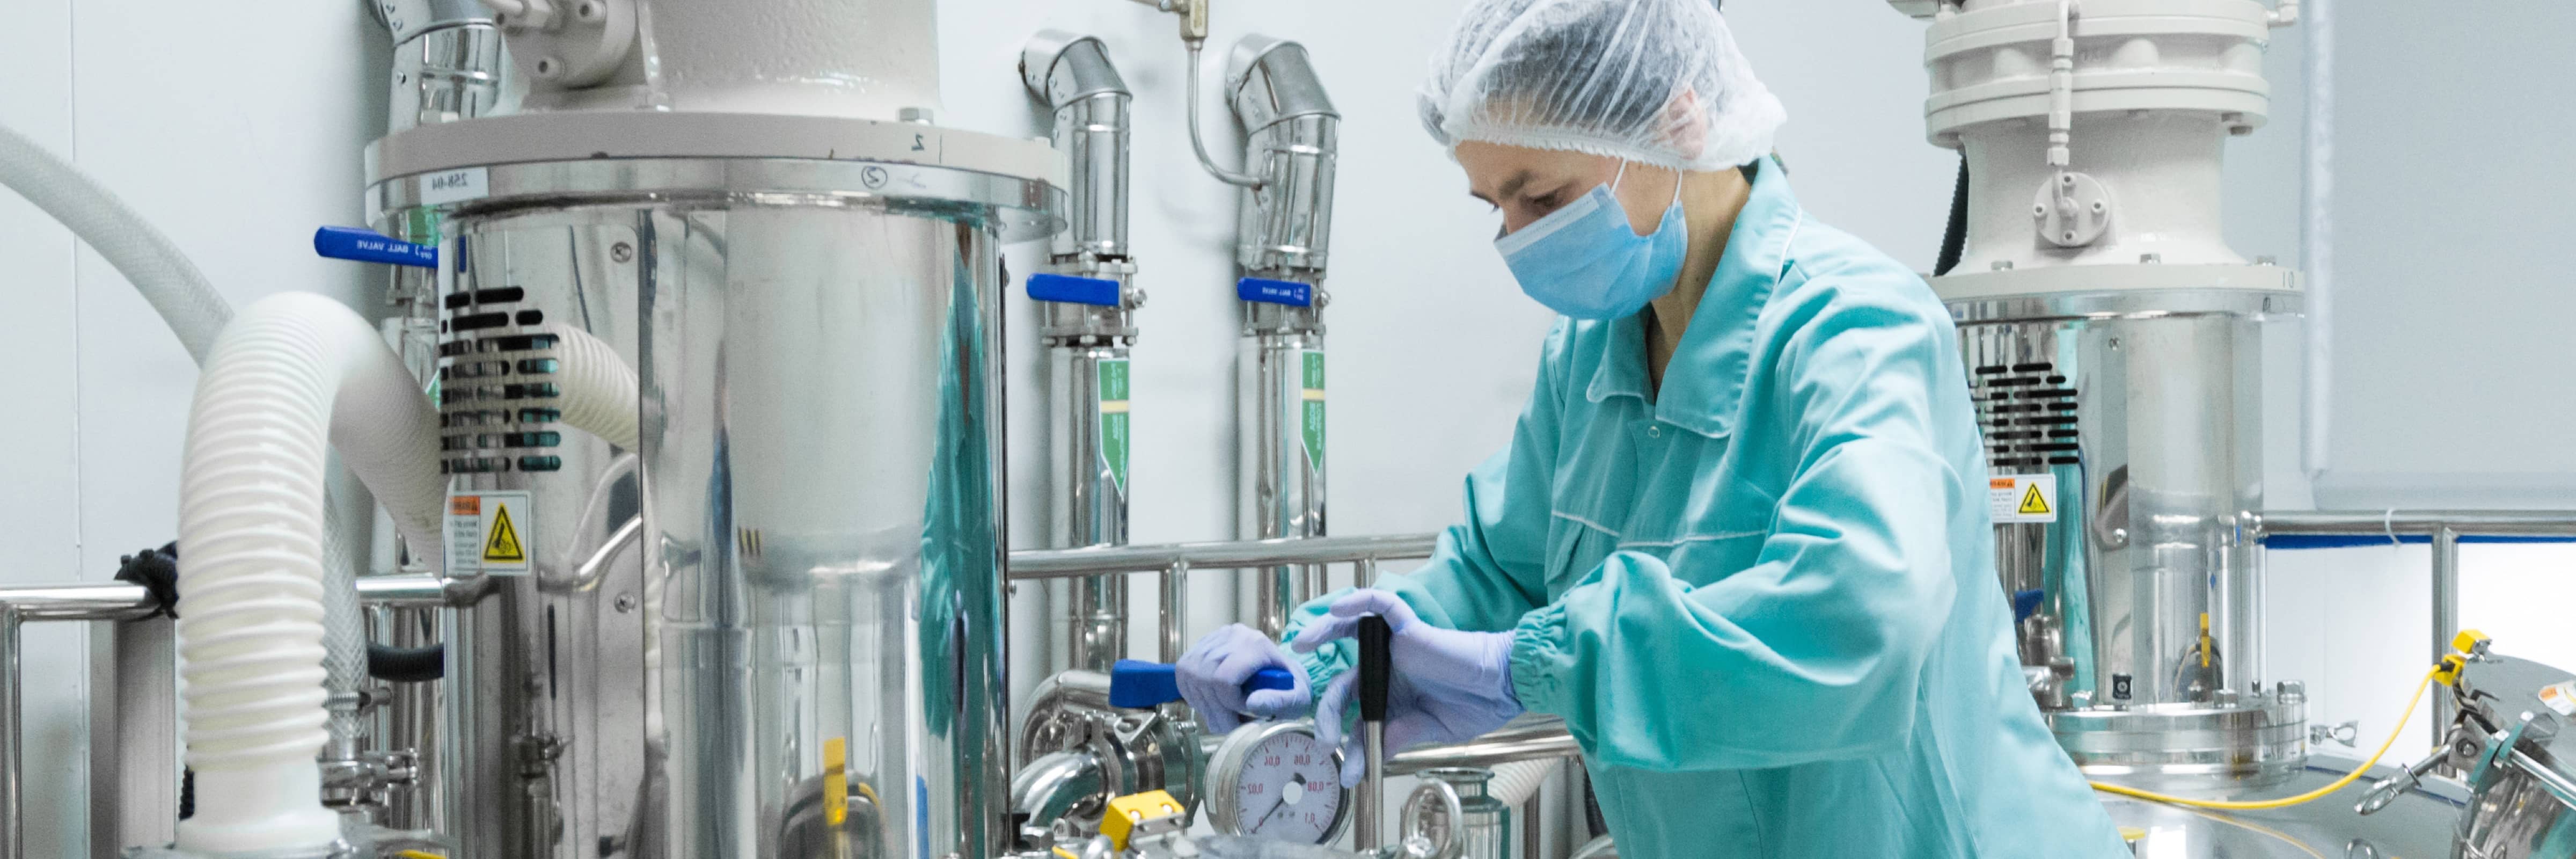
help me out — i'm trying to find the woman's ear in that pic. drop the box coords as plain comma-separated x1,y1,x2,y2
1659,88,1709,164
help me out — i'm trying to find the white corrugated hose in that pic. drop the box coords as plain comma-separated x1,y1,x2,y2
175,292,444,853
546,324,640,451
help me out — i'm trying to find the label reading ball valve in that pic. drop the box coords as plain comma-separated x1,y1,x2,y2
314,226,438,268
1238,277,1313,307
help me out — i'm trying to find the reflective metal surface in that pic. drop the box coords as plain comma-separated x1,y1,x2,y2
1224,35,1339,637
1052,344,1132,670
2449,657,2576,858
406,146,1037,857
1416,769,1506,859
0,584,156,859
1387,715,1579,776
1239,332,1327,638
1013,671,1204,842
2099,756,2469,858
635,186,1013,859
388,24,507,133
1226,35,1337,277
436,209,649,859
1950,282,2307,787
1006,534,1437,581
1025,31,1140,672
89,618,178,858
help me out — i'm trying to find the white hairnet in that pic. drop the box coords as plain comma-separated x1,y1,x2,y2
1419,0,1785,172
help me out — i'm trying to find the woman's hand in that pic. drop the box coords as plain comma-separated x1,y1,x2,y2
1293,589,1525,785
1177,623,1315,734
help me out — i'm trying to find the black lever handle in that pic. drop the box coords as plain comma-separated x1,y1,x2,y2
1359,615,1392,723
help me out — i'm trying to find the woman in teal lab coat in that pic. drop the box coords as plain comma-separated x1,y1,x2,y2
1176,0,2131,855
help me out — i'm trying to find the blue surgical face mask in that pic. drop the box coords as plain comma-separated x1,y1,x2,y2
1496,162,1689,320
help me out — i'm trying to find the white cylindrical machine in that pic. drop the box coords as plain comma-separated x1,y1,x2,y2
1892,0,2307,790
363,1,1064,855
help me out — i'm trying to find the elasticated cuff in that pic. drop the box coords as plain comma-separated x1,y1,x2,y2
1297,640,1352,707
1510,602,1574,715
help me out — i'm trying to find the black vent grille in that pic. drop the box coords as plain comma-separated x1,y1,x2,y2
437,286,566,476
1973,361,2079,471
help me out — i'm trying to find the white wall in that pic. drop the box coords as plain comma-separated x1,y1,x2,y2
5,0,2568,856
0,2,383,856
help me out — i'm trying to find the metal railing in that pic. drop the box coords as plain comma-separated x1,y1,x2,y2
0,584,157,859
2250,509,2576,744
1008,533,1441,660
0,574,458,859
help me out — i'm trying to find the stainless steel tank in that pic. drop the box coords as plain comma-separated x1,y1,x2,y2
370,118,1061,856
423,202,650,858
1948,281,2308,789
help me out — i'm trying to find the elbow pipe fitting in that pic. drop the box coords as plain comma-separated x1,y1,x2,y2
1225,36,1339,281
175,292,445,854
1010,749,1108,843
1023,31,1134,263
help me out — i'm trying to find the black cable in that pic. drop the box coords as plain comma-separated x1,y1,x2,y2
368,642,447,682
1934,154,1970,277
113,542,180,619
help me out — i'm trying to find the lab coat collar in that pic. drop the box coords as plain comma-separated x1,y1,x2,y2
1586,157,1803,439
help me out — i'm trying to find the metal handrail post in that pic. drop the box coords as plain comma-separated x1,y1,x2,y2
2432,526,2461,740
3,604,19,859
0,583,155,859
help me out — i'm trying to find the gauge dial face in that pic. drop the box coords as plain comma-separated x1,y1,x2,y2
1225,727,1345,843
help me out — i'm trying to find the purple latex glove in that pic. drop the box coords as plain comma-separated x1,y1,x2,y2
1178,623,1316,734
1292,589,1524,786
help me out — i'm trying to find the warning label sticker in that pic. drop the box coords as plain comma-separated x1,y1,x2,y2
444,490,533,574
2542,681,2576,717
1989,474,2059,525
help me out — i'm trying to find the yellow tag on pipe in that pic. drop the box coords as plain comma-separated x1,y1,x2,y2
824,737,848,827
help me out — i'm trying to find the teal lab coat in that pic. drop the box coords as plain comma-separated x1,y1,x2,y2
1292,160,2127,858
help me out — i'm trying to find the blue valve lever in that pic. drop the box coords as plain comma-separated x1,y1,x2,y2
313,227,437,268
1107,658,1296,709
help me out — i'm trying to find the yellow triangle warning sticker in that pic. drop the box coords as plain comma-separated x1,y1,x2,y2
2018,483,2053,516
482,503,527,564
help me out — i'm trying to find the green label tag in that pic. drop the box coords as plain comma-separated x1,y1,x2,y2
1300,350,1324,471
1099,359,1130,497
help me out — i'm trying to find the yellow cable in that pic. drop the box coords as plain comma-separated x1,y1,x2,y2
2091,667,2438,811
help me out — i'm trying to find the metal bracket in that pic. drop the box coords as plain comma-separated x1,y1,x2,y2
2034,171,2112,247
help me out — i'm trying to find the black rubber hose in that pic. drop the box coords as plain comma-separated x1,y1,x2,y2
368,642,446,682
1934,154,1970,277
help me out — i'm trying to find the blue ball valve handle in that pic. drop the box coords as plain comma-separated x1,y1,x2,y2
1108,658,1296,709
312,226,437,268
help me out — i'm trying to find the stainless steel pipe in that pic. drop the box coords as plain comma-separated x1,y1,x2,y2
1387,716,1581,776
0,584,153,859
1008,534,1437,580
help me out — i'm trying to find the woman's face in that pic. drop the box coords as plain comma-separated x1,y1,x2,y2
1456,140,1679,237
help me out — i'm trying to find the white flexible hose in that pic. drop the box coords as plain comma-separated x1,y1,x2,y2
546,324,640,451
0,120,232,362
1488,759,1553,807
175,292,443,854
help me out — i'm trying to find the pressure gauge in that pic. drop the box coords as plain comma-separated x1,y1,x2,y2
1205,720,1350,845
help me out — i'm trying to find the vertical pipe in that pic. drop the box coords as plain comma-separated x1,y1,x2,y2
1056,344,1133,671
2431,526,2460,744
1228,37,1338,638
1357,557,1378,590
1024,32,1139,670
1,607,17,859
1519,792,1541,859
87,618,179,858
1161,562,1189,663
